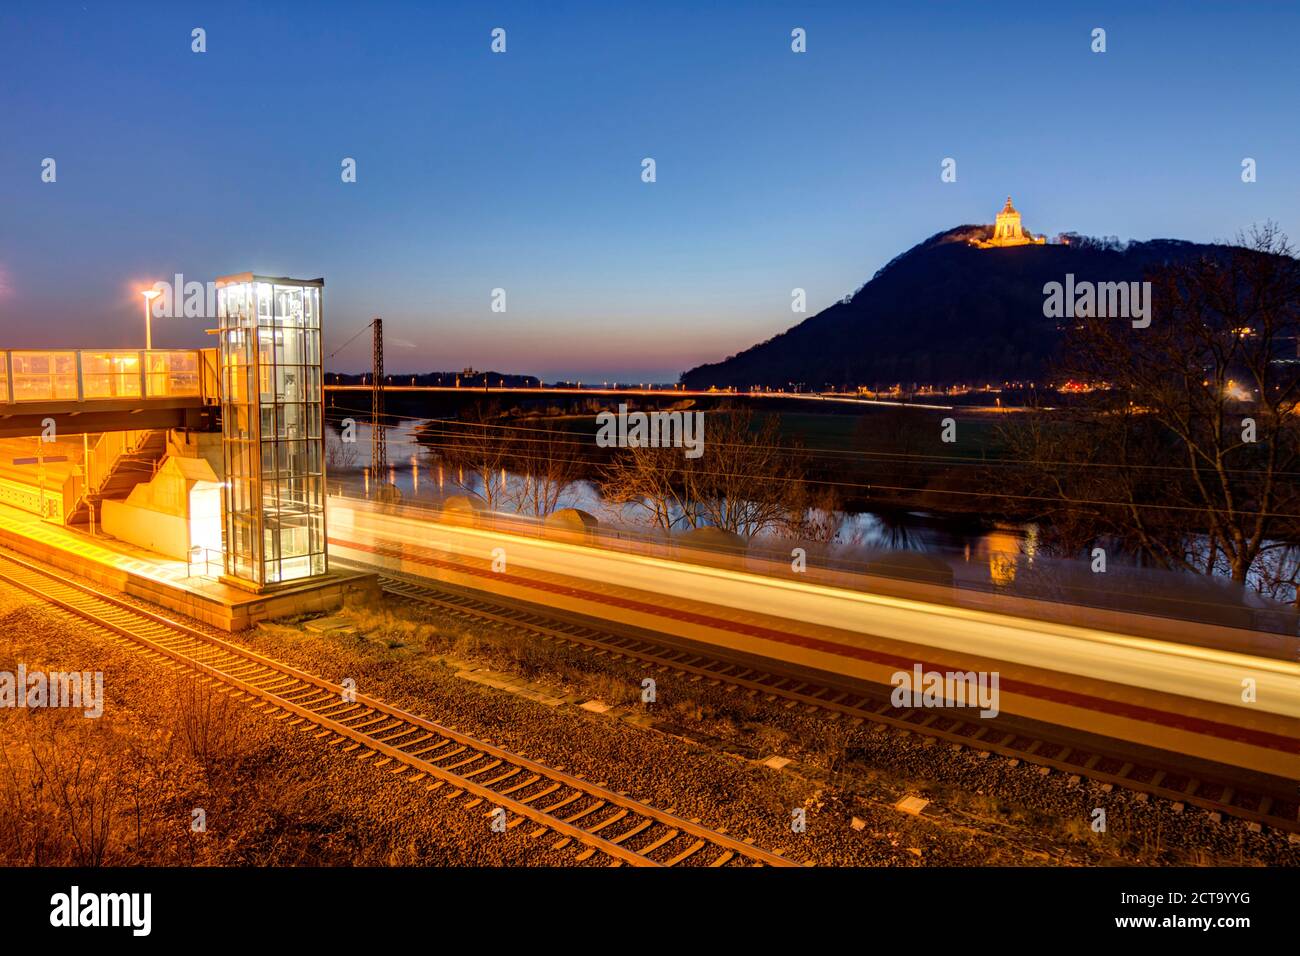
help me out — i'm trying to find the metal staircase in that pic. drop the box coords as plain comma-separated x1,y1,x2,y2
67,430,167,526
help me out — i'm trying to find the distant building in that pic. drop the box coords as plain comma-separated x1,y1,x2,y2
974,196,1047,248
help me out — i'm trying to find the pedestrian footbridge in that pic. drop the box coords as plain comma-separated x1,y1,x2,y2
0,348,218,438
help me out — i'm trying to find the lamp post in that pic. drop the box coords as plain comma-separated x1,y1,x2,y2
140,289,162,350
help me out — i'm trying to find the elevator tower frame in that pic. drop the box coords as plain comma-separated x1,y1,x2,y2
215,274,327,590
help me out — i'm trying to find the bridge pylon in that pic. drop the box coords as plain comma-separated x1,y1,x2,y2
371,317,386,477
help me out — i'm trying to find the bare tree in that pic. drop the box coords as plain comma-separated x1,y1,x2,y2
683,408,803,537
434,402,513,511
505,418,582,517
781,482,853,544
600,444,693,530
600,406,804,537
851,407,931,505
1004,224,1300,594
325,430,358,470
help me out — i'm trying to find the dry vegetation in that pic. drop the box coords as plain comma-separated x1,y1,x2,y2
249,597,1300,867
0,590,586,866
0,658,344,866
2,576,1295,868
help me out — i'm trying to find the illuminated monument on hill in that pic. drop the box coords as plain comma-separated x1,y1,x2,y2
974,196,1047,249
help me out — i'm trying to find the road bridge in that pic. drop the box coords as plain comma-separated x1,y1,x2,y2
324,382,958,410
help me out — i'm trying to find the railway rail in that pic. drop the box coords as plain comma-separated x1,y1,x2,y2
379,573,1300,838
0,550,797,868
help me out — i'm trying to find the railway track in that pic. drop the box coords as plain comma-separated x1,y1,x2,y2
379,573,1300,838
0,550,797,868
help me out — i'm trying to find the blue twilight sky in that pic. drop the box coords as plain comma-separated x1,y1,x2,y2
1,1,1298,382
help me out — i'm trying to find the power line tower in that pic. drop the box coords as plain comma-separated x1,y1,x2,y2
371,317,386,476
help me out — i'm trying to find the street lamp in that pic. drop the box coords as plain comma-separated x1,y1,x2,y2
140,289,162,350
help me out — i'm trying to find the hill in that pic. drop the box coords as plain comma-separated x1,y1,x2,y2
680,227,1212,390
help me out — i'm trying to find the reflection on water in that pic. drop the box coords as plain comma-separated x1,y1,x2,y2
326,420,1297,625
985,528,1025,586
328,420,1033,568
